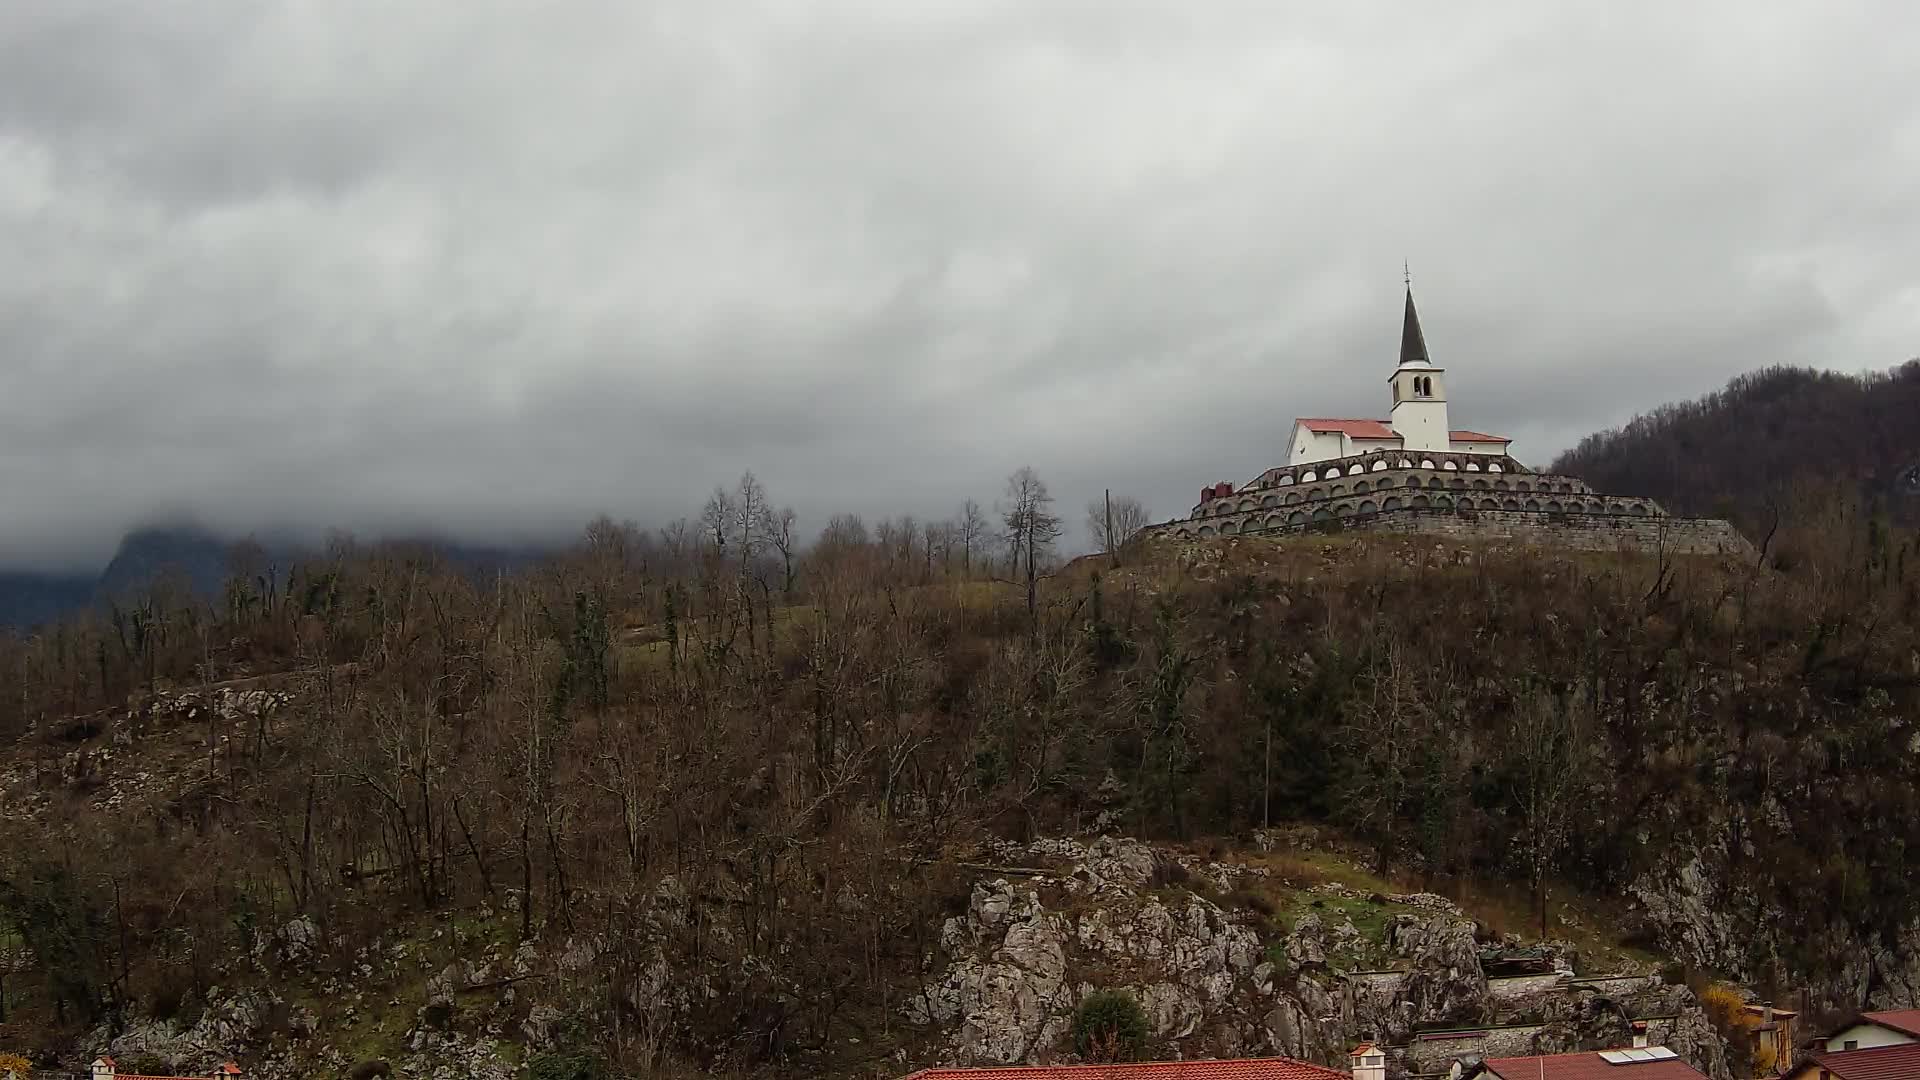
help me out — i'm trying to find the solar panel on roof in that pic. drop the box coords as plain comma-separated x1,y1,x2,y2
1599,1047,1679,1066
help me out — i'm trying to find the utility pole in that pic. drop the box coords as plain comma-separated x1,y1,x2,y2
1105,489,1115,567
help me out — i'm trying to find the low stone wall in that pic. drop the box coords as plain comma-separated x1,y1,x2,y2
1152,505,1753,560
1488,971,1571,1000
1568,974,1666,997
1357,507,1753,559
1401,1024,1552,1074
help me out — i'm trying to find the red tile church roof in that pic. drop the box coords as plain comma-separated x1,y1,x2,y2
1298,419,1397,439
1296,420,1510,445
900,1058,1348,1080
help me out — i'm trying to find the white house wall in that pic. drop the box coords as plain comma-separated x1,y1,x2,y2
1827,1023,1916,1051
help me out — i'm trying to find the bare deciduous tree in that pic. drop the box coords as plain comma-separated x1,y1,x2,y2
760,505,799,597
731,472,768,578
699,488,735,560
956,499,987,580
1000,467,1062,623
1508,691,1592,937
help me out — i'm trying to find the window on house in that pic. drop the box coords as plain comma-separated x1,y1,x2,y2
1844,1041,1858,1050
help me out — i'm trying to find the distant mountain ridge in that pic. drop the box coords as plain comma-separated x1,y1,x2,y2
94,525,234,601
0,525,559,629
0,571,98,630
1551,360,1920,530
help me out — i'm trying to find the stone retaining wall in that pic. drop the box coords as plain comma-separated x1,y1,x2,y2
1487,971,1571,999
1400,1024,1552,1075
1151,505,1752,560
1359,507,1753,558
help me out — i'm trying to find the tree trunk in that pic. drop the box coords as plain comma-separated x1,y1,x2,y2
453,797,498,905
1024,528,1038,623
520,816,534,938
299,777,315,910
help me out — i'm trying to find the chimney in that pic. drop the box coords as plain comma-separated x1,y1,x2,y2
92,1058,117,1080
1351,1043,1387,1080
1632,1019,1650,1048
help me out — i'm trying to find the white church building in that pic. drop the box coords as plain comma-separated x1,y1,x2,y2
1140,286,1757,556
1283,289,1511,465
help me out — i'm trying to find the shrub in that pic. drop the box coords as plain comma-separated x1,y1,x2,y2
0,1052,33,1078
528,1050,608,1080
122,1055,173,1078
1696,983,1761,1074
1263,941,1292,980
1074,990,1149,1062
1230,887,1276,918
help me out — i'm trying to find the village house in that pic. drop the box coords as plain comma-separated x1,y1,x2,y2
1739,1003,1797,1076
1459,1047,1708,1080
898,1044,1384,1080
1785,1041,1920,1080
1809,1009,1920,1052
90,1057,242,1080
1782,1008,1920,1080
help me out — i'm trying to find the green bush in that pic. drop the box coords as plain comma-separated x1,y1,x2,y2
527,1050,607,1080
1074,989,1148,1062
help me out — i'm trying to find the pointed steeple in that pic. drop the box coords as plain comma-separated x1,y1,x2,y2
1398,285,1431,368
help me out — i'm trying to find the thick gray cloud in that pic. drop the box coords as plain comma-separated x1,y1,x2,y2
3,1,1916,570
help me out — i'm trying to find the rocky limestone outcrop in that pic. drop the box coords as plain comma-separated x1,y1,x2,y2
907,878,1075,1063
1386,914,1489,1030
82,988,282,1074
1631,827,1920,1013
907,836,1735,1080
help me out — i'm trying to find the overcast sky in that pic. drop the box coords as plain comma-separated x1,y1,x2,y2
3,2,1917,570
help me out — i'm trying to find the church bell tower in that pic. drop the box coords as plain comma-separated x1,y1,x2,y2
1388,285,1450,453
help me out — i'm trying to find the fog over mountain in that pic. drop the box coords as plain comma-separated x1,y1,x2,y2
3,2,1918,572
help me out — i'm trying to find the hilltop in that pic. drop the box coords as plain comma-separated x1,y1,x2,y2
2,496,1916,1078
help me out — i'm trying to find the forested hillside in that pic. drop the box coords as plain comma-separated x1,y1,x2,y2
1552,360,1920,531
1,473,1917,1079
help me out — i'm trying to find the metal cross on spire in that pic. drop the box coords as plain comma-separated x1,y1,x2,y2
1404,261,1411,288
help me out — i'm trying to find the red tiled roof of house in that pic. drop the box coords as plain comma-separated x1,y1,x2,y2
93,1058,243,1080
900,1057,1348,1080
1861,1008,1920,1037
1808,1042,1920,1080
1449,430,1510,443
1483,1050,1707,1080
1298,418,1397,439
